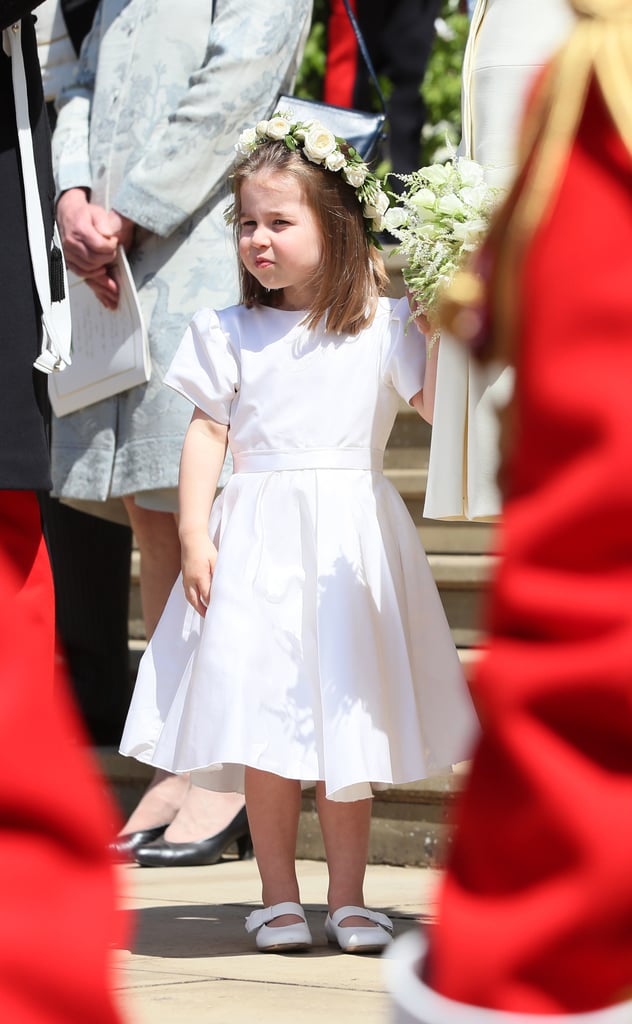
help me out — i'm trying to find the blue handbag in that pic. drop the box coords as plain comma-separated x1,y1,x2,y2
277,0,387,164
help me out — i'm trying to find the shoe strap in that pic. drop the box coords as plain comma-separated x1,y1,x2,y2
245,902,306,933
330,905,393,932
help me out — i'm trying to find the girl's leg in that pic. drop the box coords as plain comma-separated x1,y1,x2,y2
122,497,181,639
245,767,303,926
316,783,376,927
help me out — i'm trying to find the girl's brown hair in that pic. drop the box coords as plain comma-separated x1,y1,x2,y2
230,141,388,336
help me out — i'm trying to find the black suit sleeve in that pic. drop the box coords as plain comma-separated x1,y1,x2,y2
0,1,46,32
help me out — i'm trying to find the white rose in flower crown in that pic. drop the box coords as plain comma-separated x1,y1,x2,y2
343,163,368,188
266,116,292,140
363,190,390,221
255,120,269,137
236,127,258,154
325,149,346,172
303,124,337,162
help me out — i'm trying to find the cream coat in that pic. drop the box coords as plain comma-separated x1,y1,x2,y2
424,0,576,521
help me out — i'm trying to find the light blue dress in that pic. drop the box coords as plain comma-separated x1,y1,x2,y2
51,0,312,520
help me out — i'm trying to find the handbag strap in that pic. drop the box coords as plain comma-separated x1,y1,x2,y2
340,0,387,115
4,21,71,372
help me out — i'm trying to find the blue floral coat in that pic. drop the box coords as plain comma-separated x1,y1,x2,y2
51,0,312,517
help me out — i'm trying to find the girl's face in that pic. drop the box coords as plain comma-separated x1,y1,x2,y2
238,171,323,311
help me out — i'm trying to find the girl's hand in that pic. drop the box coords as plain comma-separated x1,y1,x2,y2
181,532,218,617
406,289,431,336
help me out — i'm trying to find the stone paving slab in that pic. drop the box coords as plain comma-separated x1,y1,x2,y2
114,858,440,1024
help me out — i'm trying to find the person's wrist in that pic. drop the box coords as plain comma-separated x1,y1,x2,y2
56,187,90,212
179,525,210,545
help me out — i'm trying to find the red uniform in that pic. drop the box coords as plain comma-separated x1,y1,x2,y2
0,490,127,1023
427,74,632,1019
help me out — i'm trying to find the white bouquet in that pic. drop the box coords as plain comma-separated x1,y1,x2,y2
384,158,501,337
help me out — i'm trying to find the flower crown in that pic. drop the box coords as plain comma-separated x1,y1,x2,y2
235,110,389,239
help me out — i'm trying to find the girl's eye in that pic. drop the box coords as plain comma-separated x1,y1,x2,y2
273,219,289,226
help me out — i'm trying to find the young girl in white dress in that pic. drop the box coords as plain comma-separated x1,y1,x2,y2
120,115,477,954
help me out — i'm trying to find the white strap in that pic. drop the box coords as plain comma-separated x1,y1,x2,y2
330,905,394,931
4,22,71,373
245,902,306,933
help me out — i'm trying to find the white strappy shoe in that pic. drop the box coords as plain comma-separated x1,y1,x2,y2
245,902,312,952
325,905,393,953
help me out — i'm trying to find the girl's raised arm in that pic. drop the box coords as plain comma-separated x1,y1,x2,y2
411,326,439,425
178,408,228,617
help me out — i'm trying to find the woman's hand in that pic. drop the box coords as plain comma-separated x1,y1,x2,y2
105,209,136,252
56,188,118,276
82,265,120,310
180,531,218,617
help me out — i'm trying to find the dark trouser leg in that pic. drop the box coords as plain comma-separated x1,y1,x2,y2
40,494,132,745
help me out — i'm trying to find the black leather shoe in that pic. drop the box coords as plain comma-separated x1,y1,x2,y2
134,806,253,867
108,824,169,863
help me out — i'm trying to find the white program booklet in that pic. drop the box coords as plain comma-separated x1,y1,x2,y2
48,248,150,417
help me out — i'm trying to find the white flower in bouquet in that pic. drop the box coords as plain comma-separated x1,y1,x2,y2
385,158,502,338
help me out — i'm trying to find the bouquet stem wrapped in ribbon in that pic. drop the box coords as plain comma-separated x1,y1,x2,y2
384,158,501,347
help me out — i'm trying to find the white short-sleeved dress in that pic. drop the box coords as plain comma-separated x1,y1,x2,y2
120,296,478,800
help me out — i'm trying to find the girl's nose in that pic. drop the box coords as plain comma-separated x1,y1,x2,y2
251,225,269,247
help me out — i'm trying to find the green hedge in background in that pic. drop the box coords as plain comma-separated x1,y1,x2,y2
294,0,469,168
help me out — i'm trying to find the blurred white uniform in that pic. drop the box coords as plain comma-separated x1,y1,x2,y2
424,0,576,521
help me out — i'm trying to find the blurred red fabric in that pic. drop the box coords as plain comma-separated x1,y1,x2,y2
428,82,632,1013
0,489,127,1024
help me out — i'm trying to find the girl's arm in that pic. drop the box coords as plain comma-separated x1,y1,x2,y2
411,318,440,424
178,407,228,617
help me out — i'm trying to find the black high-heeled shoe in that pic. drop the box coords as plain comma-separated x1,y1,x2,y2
133,806,253,867
108,824,169,863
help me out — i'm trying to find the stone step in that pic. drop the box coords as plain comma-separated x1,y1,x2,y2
97,746,469,869
385,464,427,495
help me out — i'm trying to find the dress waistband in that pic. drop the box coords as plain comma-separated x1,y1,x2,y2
233,448,384,473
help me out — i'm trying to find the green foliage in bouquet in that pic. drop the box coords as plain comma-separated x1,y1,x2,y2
384,157,501,335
